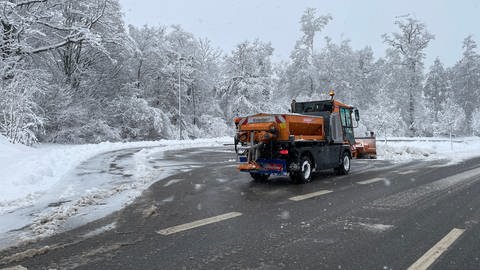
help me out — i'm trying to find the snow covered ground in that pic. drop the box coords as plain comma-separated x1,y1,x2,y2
1,135,480,249
377,137,480,164
0,135,231,211
0,135,231,249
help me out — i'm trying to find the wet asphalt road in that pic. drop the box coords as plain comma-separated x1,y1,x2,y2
1,146,480,270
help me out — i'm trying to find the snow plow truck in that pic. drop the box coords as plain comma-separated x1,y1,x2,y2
234,91,376,183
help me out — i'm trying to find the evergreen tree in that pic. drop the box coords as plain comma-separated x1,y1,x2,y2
424,58,449,122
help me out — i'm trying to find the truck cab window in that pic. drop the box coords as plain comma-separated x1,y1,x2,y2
340,107,352,127
340,107,355,144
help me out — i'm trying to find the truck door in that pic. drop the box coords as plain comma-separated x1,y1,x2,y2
340,107,355,145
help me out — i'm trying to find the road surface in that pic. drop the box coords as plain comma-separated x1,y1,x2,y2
1,146,480,269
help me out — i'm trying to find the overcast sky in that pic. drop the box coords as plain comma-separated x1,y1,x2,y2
118,0,480,67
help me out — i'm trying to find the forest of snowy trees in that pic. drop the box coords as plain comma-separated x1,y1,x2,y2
1,1,480,145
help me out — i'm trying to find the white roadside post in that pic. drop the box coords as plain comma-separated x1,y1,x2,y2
450,122,453,151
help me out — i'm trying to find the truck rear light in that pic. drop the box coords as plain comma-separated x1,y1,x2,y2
279,149,289,155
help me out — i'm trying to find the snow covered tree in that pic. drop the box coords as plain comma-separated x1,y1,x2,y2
37,0,133,143
315,38,357,103
471,108,480,136
423,58,449,122
368,49,409,135
451,36,480,134
383,16,434,136
363,85,405,138
105,83,174,140
434,98,466,137
0,0,121,80
362,52,407,137
1,0,51,79
220,40,274,121
300,8,332,56
125,25,225,139
0,0,53,143
285,8,331,97
352,46,381,108
188,38,223,131
0,71,45,145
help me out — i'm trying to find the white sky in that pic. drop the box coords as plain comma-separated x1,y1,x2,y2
118,0,480,67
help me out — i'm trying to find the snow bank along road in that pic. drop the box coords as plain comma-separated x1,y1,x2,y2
0,137,229,250
1,146,480,269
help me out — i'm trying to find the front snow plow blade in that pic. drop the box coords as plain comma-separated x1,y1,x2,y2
355,133,377,159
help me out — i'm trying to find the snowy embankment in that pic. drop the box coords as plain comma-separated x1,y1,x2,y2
377,137,480,163
0,135,231,240
0,136,230,211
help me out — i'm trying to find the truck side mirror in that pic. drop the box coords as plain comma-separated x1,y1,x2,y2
354,109,360,122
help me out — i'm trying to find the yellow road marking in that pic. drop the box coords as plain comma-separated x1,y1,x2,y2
157,212,243,235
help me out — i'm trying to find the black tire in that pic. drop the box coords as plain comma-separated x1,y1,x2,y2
250,173,270,182
335,151,351,175
290,155,313,184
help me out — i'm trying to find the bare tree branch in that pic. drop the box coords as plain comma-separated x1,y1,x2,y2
28,36,84,54
15,0,47,8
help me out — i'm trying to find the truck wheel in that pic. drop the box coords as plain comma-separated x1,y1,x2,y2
250,173,270,182
291,156,313,184
335,152,351,175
